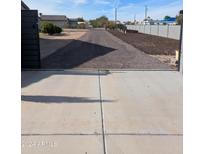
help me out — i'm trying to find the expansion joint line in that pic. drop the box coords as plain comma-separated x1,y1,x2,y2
98,69,107,154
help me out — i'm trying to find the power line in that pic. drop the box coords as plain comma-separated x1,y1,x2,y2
113,0,119,24
114,0,119,8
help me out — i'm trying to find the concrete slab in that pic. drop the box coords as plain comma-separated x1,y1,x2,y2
22,135,104,154
100,71,182,134
21,70,110,134
106,135,182,154
22,70,182,154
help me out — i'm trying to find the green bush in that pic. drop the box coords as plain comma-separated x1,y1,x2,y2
40,22,54,34
54,26,62,33
40,22,62,35
106,21,117,30
117,24,127,31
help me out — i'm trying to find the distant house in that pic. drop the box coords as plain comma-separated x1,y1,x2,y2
159,17,177,25
40,15,69,28
116,20,121,24
142,17,155,25
140,16,177,25
123,21,135,25
77,21,86,25
68,18,78,28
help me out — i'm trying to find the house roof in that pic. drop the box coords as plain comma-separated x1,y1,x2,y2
165,17,176,21
40,15,67,21
69,18,78,22
160,17,176,23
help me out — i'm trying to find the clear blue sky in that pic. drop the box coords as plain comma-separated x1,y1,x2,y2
23,0,183,21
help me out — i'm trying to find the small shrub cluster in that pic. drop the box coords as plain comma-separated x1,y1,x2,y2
54,26,62,33
117,24,127,31
40,22,62,35
106,23,127,32
106,22,116,30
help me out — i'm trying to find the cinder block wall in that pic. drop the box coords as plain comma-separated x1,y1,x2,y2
126,25,181,40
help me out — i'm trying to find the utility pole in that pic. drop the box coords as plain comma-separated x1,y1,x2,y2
115,7,117,24
145,5,148,19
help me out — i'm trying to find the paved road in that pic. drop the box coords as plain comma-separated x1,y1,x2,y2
22,70,182,154
42,29,171,70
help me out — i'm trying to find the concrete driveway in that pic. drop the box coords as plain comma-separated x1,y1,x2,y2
22,70,182,154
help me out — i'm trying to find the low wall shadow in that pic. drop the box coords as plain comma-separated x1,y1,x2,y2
41,40,116,69
22,95,114,104
21,70,111,88
40,38,72,59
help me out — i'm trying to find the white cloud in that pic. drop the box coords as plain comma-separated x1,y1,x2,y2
54,0,64,4
23,0,182,21
23,0,88,17
117,0,182,21
71,0,87,5
94,0,111,5
147,1,182,19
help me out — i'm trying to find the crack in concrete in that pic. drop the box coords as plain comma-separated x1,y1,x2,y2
98,69,107,154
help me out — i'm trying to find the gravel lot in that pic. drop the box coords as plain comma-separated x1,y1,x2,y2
108,30,180,55
42,29,171,70
40,29,88,59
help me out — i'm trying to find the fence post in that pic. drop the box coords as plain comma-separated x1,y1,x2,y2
150,25,151,34
167,25,169,38
140,24,141,32
144,25,145,33
178,24,183,72
157,24,159,36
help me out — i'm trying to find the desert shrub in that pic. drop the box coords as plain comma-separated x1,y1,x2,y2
40,22,55,34
40,22,62,35
117,24,127,31
54,26,62,33
106,21,117,30
90,16,108,28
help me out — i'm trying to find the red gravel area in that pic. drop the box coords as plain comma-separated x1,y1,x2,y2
108,30,180,55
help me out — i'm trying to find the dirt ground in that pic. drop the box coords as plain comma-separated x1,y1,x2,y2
40,29,88,59
150,55,177,68
40,29,88,40
42,29,172,70
108,30,180,55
